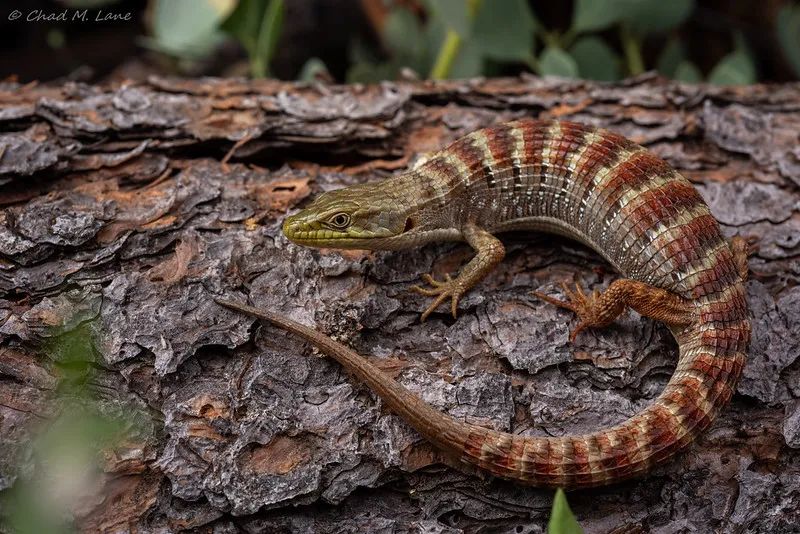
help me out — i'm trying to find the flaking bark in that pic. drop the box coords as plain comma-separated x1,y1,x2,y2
0,74,799,533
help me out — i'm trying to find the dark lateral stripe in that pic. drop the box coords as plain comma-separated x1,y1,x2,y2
484,164,496,188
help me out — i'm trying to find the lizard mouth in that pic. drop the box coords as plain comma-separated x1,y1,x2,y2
281,214,395,247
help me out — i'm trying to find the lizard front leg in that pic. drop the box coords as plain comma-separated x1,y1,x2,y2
532,279,694,342
411,223,505,321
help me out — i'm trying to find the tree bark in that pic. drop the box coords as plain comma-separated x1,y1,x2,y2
1,74,798,533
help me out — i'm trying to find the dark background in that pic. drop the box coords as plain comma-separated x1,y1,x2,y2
1,0,798,84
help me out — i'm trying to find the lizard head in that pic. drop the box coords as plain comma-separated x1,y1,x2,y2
282,182,418,250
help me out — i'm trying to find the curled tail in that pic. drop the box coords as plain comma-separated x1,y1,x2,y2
216,293,749,488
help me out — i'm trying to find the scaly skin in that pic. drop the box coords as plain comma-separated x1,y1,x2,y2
217,119,751,488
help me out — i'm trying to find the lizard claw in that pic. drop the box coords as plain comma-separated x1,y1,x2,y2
411,273,462,321
531,282,599,342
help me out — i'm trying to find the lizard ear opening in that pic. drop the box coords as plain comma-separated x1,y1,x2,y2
403,217,415,233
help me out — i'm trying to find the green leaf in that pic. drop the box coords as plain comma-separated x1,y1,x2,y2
427,0,470,36
674,60,703,82
472,0,537,62
569,36,620,81
298,57,329,82
656,37,686,77
151,0,235,57
572,0,694,34
776,4,800,78
253,0,284,77
708,47,756,85
346,61,399,83
221,0,262,50
222,0,285,78
47,29,66,49
447,38,484,78
625,0,694,33
571,0,629,33
539,46,579,78
384,7,426,65
547,489,584,534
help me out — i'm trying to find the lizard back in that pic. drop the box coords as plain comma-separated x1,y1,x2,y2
407,119,736,299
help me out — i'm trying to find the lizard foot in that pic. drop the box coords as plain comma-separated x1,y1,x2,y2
410,273,464,321
531,282,602,342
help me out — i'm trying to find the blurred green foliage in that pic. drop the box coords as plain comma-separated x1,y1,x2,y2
144,0,236,60
222,0,285,77
142,0,285,77
777,2,800,77
138,0,800,85
349,0,539,81
350,0,758,84
0,322,141,534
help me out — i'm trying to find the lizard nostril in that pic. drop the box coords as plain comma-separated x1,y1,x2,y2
403,217,415,232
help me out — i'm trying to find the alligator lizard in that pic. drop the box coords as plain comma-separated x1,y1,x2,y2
216,119,751,488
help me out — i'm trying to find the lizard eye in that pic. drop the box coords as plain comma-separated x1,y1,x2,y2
328,213,351,228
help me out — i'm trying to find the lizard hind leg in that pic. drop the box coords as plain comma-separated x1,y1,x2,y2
531,279,695,342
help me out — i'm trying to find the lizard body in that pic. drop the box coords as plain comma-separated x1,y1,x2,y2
217,119,750,488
